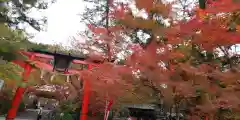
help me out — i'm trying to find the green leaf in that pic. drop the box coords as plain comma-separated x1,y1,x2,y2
62,112,74,120
16,82,28,88
8,74,22,81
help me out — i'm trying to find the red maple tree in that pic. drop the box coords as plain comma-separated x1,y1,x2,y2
79,0,240,119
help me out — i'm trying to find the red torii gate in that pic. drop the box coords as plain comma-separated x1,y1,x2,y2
6,50,113,120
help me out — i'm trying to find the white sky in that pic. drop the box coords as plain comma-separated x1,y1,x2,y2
26,0,183,47
28,0,86,46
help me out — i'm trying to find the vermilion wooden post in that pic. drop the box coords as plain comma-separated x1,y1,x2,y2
6,54,35,120
80,64,92,120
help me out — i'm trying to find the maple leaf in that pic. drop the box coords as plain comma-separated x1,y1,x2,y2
87,24,108,35
152,3,172,18
109,3,129,19
205,0,240,13
135,0,154,12
127,43,142,52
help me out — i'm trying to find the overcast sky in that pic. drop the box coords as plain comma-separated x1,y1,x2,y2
28,0,86,46
26,0,186,47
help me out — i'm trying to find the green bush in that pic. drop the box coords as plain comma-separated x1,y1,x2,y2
54,112,73,120
62,112,74,120
18,101,25,112
0,89,26,115
0,98,11,115
0,89,12,115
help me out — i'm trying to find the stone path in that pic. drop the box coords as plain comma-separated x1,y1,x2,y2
0,109,51,120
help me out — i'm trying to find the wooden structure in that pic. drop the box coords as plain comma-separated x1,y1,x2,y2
6,50,102,120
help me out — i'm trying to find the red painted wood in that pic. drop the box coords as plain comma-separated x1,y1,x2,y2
80,64,93,120
6,54,35,120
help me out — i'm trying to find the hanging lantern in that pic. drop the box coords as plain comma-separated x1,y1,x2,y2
52,53,74,72
30,49,86,73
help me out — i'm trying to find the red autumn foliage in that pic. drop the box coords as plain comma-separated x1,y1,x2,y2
80,0,240,119
109,3,129,19
80,63,133,111
205,0,240,13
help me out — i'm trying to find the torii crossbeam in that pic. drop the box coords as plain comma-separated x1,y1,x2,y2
6,50,102,120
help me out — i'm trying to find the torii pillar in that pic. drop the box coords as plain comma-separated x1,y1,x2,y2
80,64,92,120
6,54,35,120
